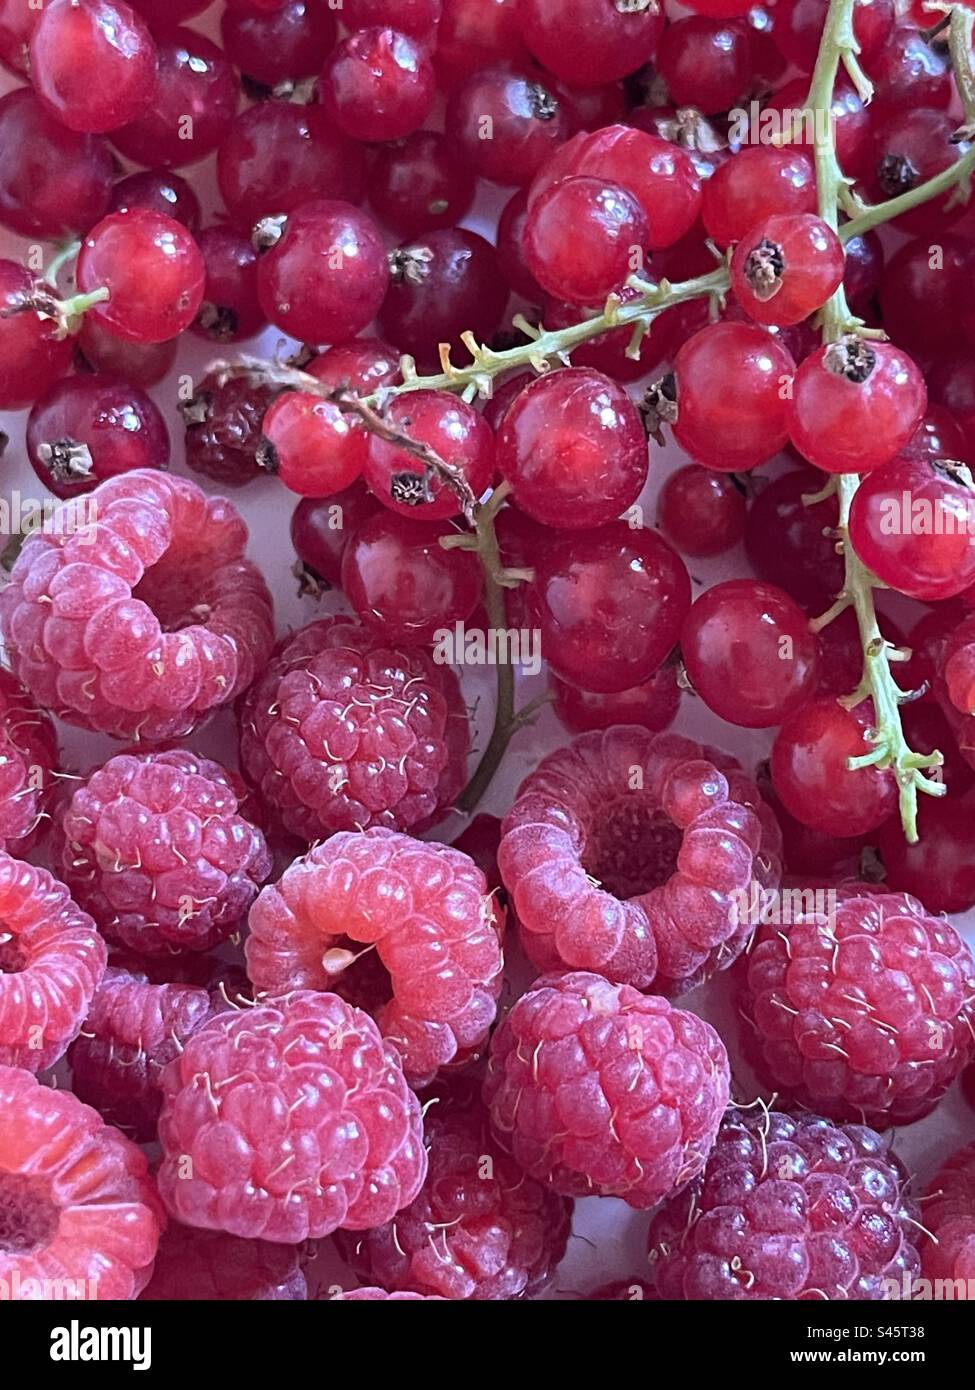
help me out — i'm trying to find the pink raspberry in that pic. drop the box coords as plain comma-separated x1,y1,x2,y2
334,1288,445,1300
590,1279,657,1300
918,1142,975,1293
336,1086,571,1299
0,668,57,854
650,1107,922,1300
0,1065,163,1300
238,617,468,842
69,967,215,1141
141,1223,307,1300
57,748,272,956
0,470,274,741
499,728,782,993
740,891,975,1127
483,971,730,1208
0,851,106,1072
157,990,427,1243
246,828,504,1086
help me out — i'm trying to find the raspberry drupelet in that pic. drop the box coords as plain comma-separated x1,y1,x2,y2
0,852,106,1072
0,667,57,855
333,1287,445,1299
498,727,782,994
0,470,274,742
57,748,272,957
483,971,730,1208
650,1107,922,1300
336,1084,571,1299
246,828,503,1087
156,991,427,1243
141,1224,307,1300
238,617,468,843
0,1065,163,1300
740,892,975,1127
918,1142,975,1295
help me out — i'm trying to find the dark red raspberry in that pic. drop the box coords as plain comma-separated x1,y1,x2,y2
650,1107,922,1300
141,1223,307,1300
57,748,272,956
157,990,427,1242
0,470,274,742
918,1142,975,1292
182,370,282,488
0,1064,163,1300
740,892,975,1127
238,617,468,843
0,667,57,854
336,1086,570,1299
246,827,504,1087
498,728,782,993
483,971,730,1208
69,966,215,1141
0,852,106,1072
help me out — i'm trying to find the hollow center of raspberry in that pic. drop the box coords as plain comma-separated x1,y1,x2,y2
325,937,393,1014
133,557,212,632
0,934,27,973
0,1171,59,1255
583,800,684,900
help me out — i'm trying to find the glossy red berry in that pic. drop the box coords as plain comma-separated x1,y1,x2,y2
552,666,681,735
841,228,884,311
363,391,495,520
878,795,975,914
541,290,653,384
256,200,389,345
109,169,201,231
446,65,568,188
771,697,897,837
77,209,206,344
220,0,337,87
867,108,972,237
306,338,402,397
29,0,156,134
0,87,113,239
27,374,169,499
0,0,39,74
435,0,526,92
656,17,756,114
192,226,265,343
260,391,366,498
0,260,73,410
77,319,176,387
730,213,844,327
787,338,927,475
775,0,893,70
744,468,844,609
368,131,475,237
522,177,648,306
320,27,435,143
702,147,817,249
341,0,441,37
900,406,971,467
878,235,972,357
763,75,872,180
866,24,951,113
658,466,746,558
672,322,796,472
290,484,381,589
517,0,664,86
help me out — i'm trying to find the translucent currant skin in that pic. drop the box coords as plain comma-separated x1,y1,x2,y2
26,374,169,499
672,322,797,472
526,523,692,694
77,209,206,345
656,17,756,115
220,0,337,87
29,0,157,134
0,0,39,75
109,170,201,232
341,0,441,38
552,666,681,736
368,131,475,238
435,0,526,93
542,292,654,385
771,697,897,837
495,190,544,302
745,468,844,610
320,27,436,143
497,369,647,530
363,392,495,521
522,177,648,306
445,66,569,188
290,483,381,589
901,406,971,467
554,79,627,135
128,0,208,22
379,229,509,371
878,796,975,914
702,146,818,249
256,200,389,346
848,457,975,602
261,392,366,499
866,107,972,237
774,0,893,70
866,25,951,113
763,75,872,180
217,103,366,228
658,467,746,558
110,27,239,169
0,88,113,239
787,340,927,475
681,580,819,729
842,229,883,312
517,0,664,86
341,512,483,646
77,319,177,387
683,0,755,14
929,358,975,442
192,227,266,343
0,260,74,410
306,339,402,398
878,235,973,357
730,213,844,328
814,605,908,703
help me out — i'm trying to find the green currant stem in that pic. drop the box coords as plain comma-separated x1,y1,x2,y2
44,239,82,291
950,6,975,131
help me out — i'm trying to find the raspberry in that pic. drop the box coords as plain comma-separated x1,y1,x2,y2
336,1086,570,1299
157,990,427,1242
941,611,975,716
498,728,782,993
483,971,730,1208
0,852,106,1072
334,1287,445,1299
740,892,975,1127
238,617,468,843
0,667,57,854
69,966,215,1141
590,1279,657,1300
141,1223,307,1300
182,370,282,488
57,748,272,956
918,1142,975,1292
650,1107,922,1300
0,1065,163,1300
246,828,504,1087
0,470,274,742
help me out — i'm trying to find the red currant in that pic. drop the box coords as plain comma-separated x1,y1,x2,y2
363,391,495,521
813,606,907,701
341,0,441,38
434,0,526,93
658,466,746,558
495,189,544,302
762,74,872,180
0,88,113,239
771,697,897,837
320,27,435,143
30,0,156,134
77,209,206,344
307,339,402,396
522,177,648,306
866,24,951,113
192,227,265,342
541,291,654,384
683,0,755,14
656,17,757,115
866,108,972,237
928,357,975,441
901,406,971,468
841,228,884,312
0,0,39,75
775,0,893,70
77,318,176,387
0,260,74,410
260,391,366,498
555,79,627,135
368,131,475,237
730,213,844,328
517,0,664,87
27,373,169,498
109,170,201,232
878,796,975,914
878,235,972,356
552,665,681,734
220,0,337,87
290,483,381,590
446,66,568,188
745,469,844,610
